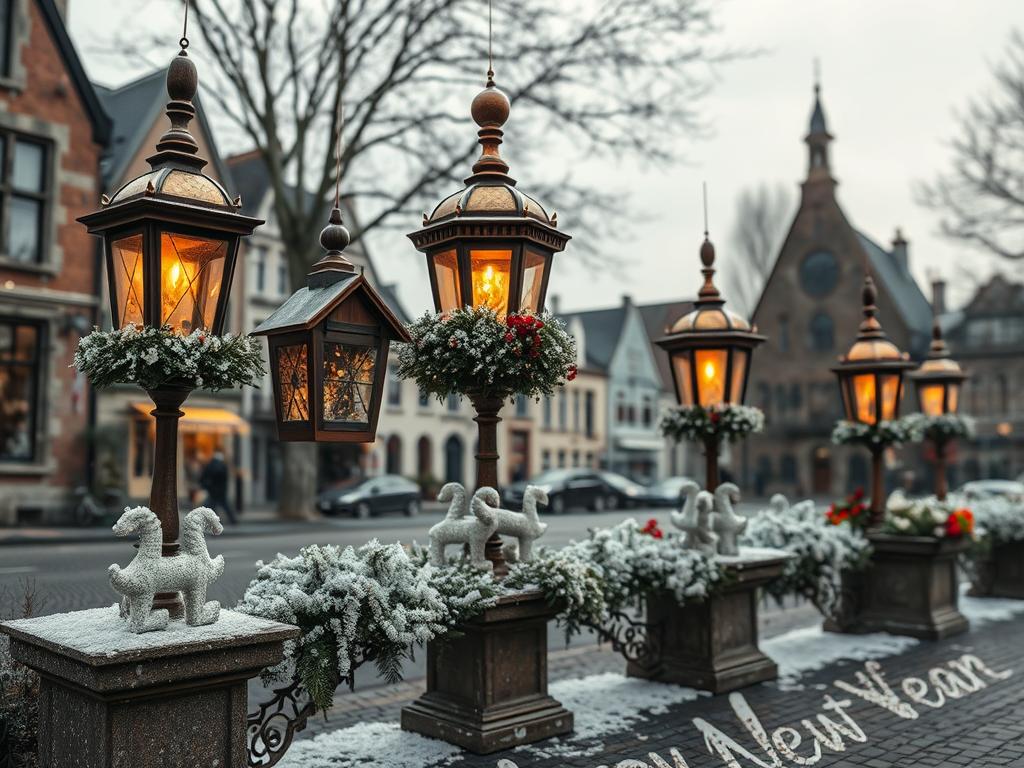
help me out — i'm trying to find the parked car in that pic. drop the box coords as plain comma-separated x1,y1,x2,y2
598,471,646,509
640,476,696,508
957,480,1024,503
317,475,422,518
502,469,620,514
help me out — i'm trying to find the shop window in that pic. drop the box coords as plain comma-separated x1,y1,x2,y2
0,318,41,462
1,135,52,265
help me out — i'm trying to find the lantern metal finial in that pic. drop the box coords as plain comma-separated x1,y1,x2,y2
147,47,205,172
308,207,357,287
927,317,950,358
468,73,512,181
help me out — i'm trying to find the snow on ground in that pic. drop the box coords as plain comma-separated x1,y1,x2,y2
278,722,462,768
960,587,1024,627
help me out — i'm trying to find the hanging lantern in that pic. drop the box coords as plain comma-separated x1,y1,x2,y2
832,276,916,425
80,49,261,334
656,235,765,409
910,320,968,416
410,73,570,316
252,208,410,443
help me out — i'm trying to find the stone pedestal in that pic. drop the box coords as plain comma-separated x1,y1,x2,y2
1,605,298,768
829,534,969,640
970,541,1024,599
401,590,572,754
627,548,789,694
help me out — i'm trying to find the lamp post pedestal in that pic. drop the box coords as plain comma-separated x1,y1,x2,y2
145,383,192,619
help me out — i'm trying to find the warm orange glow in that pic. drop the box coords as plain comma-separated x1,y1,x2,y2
853,374,877,424
322,342,377,424
111,233,145,327
160,232,227,332
919,383,946,417
277,343,309,421
997,421,1013,437
469,250,511,315
694,349,727,407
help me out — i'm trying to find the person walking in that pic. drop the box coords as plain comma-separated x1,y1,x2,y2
199,451,237,524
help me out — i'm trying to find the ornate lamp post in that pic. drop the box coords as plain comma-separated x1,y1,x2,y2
78,42,262,616
656,233,765,490
832,275,915,527
909,320,968,499
409,69,570,572
252,208,410,443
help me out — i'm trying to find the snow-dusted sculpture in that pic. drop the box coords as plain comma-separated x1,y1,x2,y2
428,488,498,570
473,486,548,563
674,488,718,556
769,493,790,515
437,481,469,519
670,479,700,533
109,506,225,633
712,482,747,556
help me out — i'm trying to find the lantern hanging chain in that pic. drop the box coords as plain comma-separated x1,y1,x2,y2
486,0,494,85
334,102,345,210
180,0,190,50
702,181,709,238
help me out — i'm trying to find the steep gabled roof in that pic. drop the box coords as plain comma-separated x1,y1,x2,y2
855,230,932,342
36,0,111,144
95,68,232,190
561,305,627,372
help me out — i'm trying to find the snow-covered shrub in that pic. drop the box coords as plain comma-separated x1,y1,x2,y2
883,491,974,538
237,540,498,710
741,497,872,618
967,496,1024,545
575,518,723,610
505,546,607,638
1,583,42,768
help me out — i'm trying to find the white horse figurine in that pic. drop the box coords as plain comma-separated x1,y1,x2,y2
712,482,746,556
428,488,497,570
472,486,548,563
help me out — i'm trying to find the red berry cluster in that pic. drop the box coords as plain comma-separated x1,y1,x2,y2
641,518,663,539
505,313,544,358
567,364,578,382
826,487,867,527
945,507,974,537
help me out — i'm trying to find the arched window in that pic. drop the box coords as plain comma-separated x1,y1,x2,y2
417,436,432,478
808,312,834,352
386,435,402,475
444,435,464,484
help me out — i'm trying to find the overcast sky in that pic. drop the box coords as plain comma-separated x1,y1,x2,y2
69,1,1024,317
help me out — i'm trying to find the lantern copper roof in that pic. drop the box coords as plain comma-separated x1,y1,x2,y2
417,71,564,236
837,275,911,366
911,319,968,381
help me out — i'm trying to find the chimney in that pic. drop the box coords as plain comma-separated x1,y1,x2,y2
931,278,947,316
621,293,633,307
891,228,909,273
549,294,561,316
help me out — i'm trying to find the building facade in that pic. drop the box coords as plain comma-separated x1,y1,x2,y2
0,0,110,524
746,83,932,500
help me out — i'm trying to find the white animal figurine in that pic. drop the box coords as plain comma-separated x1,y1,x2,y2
437,482,469,519
769,493,790,515
428,488,497,570
472,486,548,563
675,488,719,556
670,480,700,533
712,482,747,556
108,506,225,633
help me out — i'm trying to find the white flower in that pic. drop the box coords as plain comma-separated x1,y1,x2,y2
893,517,911,530
933,526,946,538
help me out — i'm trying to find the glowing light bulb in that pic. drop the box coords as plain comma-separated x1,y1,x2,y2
703,360,716,380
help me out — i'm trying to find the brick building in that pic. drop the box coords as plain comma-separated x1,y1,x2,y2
745,83,931,500
0,0,110,524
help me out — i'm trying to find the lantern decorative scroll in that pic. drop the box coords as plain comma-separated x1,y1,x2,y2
909,319,969,499
252,208,410,443
656,234,765,490
410,73,570,317
832,275,916,524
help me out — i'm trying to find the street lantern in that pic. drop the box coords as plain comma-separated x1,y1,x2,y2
252,208,410,443
410,74,570,317
910,320,968,417
80,50,261,334
832,275,916,525
656,233,765,490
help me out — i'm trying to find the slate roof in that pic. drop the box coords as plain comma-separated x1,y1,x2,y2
855,230,933,348
809,89,828,135
36,0,111,144
95,69,231,190
252,272,361,335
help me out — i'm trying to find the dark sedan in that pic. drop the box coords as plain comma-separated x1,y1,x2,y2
640,476,696,508
502,469,621,514
317,475,422,518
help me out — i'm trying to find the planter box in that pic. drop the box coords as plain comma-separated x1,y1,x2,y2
969,540,1024,599
401,590,572,754
0,607,297,768
855,533,969,640
626,548,789,694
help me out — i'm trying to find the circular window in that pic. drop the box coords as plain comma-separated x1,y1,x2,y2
800,249,839,297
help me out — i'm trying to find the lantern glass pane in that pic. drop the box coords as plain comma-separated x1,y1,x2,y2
111,233,145,327
469,249,512,315
519,249,547,314
729,348,749,404
919,382,946,417
276,343,309,421
839,377,853,421
671,352,694,406
852,373,877,424
322,341,378,424
431,249,461,313
159,232,228,333
948,382,960,414
694,348,728,407
879,373,900,421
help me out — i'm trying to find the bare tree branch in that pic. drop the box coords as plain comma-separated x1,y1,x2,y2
721,183,793,316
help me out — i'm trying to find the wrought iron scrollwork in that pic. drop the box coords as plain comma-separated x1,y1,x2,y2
246,676,324,768
592,610,662,667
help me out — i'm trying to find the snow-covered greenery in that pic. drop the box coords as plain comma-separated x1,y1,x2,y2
903,413,976,443
74,324,265,391
396,307,577,400
883,491,974,538
968,496,1024,544
831,418,913,448
741,497,872,618
660,403,765,444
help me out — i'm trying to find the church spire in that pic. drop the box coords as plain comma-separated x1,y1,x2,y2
804,62,834,182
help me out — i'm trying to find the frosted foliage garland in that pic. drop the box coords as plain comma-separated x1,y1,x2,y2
660,404,765,444
237,541,498,710
504,546,607,638
741,497,872,618
575,518,723,609
831,418,913,448
396,307,577,400
902,413,976,442
967,496,1024,545
74,324,265,391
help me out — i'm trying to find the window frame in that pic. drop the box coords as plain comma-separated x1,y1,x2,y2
0,131,54,268
0,315,45,465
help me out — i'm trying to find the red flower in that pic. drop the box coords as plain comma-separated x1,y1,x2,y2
852,487,865,501
532,334,542,347
535,320,545,329
946,508,974,538
652,529,664,539
504,332,515,343
710,411,721,424
566,364,578,381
